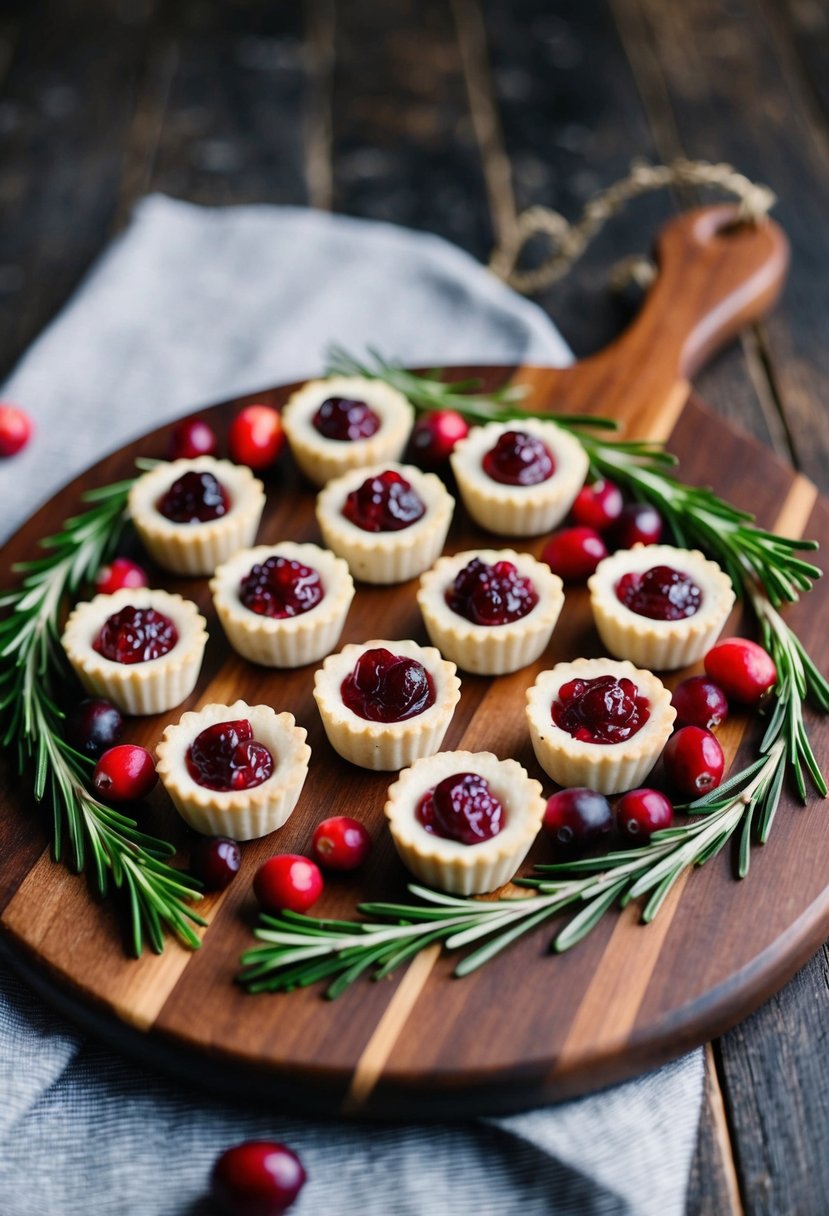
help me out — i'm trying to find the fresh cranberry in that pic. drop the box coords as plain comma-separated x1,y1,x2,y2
186,719,274,792
671,676,729,731
409,409,469,468
239,556,324,618
553,675,650,744
571,479,624,532
211,1140,306,1216
92,745,158,803
704,637,777,704
65,698,124,759
312,396,380,441
157,469,230,523
191,836,242,891
0,404,33,456
167,417,218,460
541,527,608,582
482,429,555,486
93,606,178,664
416,772,504,844
445,557,538,626
254,855,323,914
663,725,725,797
94,557,149,596
228,404,284,470
311,816,373,871
543,788,612,850
342,469,425,532
616,565,702,621
616,788,674,842
611,502,663,549
341,647,435,722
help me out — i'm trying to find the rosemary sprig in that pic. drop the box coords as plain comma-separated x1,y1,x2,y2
0,477,205,956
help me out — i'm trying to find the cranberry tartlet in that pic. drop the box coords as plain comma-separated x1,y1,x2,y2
384,750,545,894
210,542,355,668
313,639,461,770
526,657,676,794
417,549,564,675
61,587,208,715
128,456,265,576
588,544,735,670
450,419,589,537
156,700,310,839
282,375,414,487
315,462,454,584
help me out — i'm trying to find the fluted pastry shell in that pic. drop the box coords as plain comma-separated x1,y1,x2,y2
61,587,208,715
526,657,676,794
156,700,310,839
417,548,565,675
450,418,589,537
128,456,265,576
384,750,545,895
313,638,461,771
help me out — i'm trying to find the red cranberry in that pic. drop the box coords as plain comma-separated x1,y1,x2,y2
239,556,323,618
611,502,663,549
571,478,624,532
94,557,149,596
543,788,612,850
212,1140,306,1216
409,409,469,468
663,725,725,797
341,647,435,723
167,417,218,460
482,429,555,486
65,697,124,759
312,396,380,441
157,469,229,523
0,404,33,456
342,469,425,532
311,816,372,871
445,557,538,626
704,637,777,704
93,606,178,665
93,745,158,803
616,788,674,842
616,565,702,621
187,719,274,792
553,675,650,744
191,836,242,891
416,772,504,844
229,404,284,470
254,855,323,914
671,676,729,730
541,527,608,582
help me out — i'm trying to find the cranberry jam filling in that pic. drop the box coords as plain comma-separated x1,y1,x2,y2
186,719,274,792
239,556,324,618
415,772,504,844
341,647,435,723
342,469,426,533
482,430,555,486
553,675,650,744
93,606,178,665
616,565,703,621
312,396,381,441
445,557,538,626
157,470,230,524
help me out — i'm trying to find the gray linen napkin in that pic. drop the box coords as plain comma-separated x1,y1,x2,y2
0,197,703,1216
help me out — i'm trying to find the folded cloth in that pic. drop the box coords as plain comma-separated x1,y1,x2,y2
0,197,703,1216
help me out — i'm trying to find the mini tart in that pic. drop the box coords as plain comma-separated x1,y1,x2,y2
128,456,266,576
588,544,736,671
384,750,545,895
417,548,565,675
282,375,415,487
525,657,676,795
313,638,461,771
450,418,589,537
315,462,454,585
156,700,310,839
61,587,208,715
210,542,355,668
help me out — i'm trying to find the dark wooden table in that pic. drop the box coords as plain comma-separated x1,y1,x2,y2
1,0,827,1210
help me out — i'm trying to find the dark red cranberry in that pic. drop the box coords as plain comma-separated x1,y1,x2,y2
543,788,612,850
342,469,425,532
312,396,380,441
671,676,729,731
704,637,777,704
571,479,624,532
445,557,538,626
611,502,663,549
187,719,274,792
228,404,284,471
65,697,124,759
157,470,230,523
409,409,469,468
93,606,178,665
239,556,324,618
416,772,504,844
616,788,674,842
616,565,702,621
191,836,242,891
212,1140,306,1216
341,647,435,723
663,725,725,797
254,855,323,914
311,816,373,871
541,527,608,582
0,404,33,456
482,429,555,486
94,557,149,596
168,417,218,460
553,675,650,744
92,745,158,803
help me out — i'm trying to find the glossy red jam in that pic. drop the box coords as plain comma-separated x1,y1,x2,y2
157,470,230,523
341,647,435,722
342,469,425,532
553,675,650,744
445,557,538,626
186,719,274,792
239,556,324,618
616,565,702,621
312,396,381,441
93,606,178,665
415,771,504,844
482,430,555,486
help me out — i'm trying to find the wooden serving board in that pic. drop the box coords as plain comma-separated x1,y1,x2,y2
2,206,827,1118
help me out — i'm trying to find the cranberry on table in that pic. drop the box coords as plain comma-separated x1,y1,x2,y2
611,502,663,550
662,725,725,798
616,788,674,842
167,416,218,460
93,557,149,596
543,788,613,850
92,744,158,803
571,478,624,532
704,637,777,704
229,404,285,470
191,835,242,891
255,855,323,914
482,429,555,485
408,409,470,468
341,647,435,723
0,404,33,456
211,1140,306,1216
671,676,729,731
312,396,380,441
541,526,608,582
65,697,124,759
311,816,372,871
416,771,504,844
